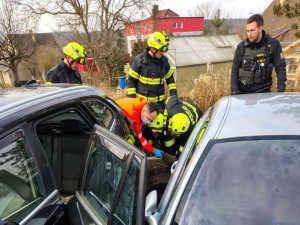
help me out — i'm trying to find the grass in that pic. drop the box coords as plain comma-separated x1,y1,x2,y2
102,72,300,113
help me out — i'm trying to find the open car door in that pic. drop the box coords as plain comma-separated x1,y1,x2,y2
69,124,147,225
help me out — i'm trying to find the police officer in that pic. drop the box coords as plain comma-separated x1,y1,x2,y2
127,31,177,111
165,95,203,156
47,42,87,84
231,14,287,94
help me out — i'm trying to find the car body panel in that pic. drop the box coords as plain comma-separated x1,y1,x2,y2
0,84,138,225
157,92,300,225
217,93,300,138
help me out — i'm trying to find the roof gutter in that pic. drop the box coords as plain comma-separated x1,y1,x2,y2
272,28,290,39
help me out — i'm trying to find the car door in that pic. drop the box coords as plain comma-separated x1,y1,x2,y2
0,127,67,225
68,124,147,225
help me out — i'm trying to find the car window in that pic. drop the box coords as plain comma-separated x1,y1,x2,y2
0,135,45,223
35,109,92,194
112,158,140,225
82,139,130,224
174,138,300,225
84,100,113,128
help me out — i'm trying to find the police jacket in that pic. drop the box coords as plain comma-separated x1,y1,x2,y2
127,49,177,103
231,30,286,94
165,96,203,153
46,60,83,84
115,97,155,153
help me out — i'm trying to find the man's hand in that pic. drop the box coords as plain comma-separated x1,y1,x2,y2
153,148,164,158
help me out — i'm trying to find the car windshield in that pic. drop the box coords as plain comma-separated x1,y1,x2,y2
175,137,300,225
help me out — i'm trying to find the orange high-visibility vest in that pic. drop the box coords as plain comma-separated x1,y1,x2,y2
115,97,155,152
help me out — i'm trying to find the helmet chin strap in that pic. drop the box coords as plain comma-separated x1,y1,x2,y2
66,57,76,71
150,48,159,59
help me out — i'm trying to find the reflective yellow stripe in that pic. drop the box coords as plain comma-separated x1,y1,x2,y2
45,82,53,84
129,68,140,79
165,138,175,147
127,88,136,95
165,68,174,79
165,96,171,105
168,83,177,90
182,102,199,122
139,76,163,85
179,145,184,152
136,93,165,102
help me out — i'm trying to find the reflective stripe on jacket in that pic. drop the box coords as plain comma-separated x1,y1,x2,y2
115,97,155,152
127,50,177,102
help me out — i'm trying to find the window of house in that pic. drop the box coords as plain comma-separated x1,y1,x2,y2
148,23,152,31
174,22,177,29
143,24,146,32
130,26,133,33
180,21,183,28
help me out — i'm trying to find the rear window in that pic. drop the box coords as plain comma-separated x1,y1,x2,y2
175,138,300,225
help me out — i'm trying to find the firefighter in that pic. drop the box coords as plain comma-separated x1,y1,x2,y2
165,95,203,156
127,31,177,111
46,42,87,84
143,113,179,156
115,97,165,158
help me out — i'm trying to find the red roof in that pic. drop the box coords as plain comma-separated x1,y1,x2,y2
148,9,179,19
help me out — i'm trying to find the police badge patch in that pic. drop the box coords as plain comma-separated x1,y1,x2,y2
280,52,285,59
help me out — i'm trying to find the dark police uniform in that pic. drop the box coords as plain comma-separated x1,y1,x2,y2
127,49,177,110
47,60,83,84
231,30,286,94
165,95,203,155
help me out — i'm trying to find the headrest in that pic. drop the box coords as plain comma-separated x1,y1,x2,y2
60,119,85,134
36,123,52,134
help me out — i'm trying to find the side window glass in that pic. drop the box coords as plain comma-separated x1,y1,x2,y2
112,159,140,225
0,136,45,222
82,140,127,223
84,101,113,128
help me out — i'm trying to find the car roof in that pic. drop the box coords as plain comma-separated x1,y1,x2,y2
0,84,106,123
213,92,300,139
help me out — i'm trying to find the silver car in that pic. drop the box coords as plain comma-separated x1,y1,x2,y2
146,92,300,225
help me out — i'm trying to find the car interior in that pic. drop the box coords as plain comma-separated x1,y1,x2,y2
35,110,92,196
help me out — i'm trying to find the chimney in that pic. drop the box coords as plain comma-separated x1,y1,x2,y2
152,5,159,19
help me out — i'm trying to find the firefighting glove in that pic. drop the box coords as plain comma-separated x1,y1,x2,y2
153,148,164,158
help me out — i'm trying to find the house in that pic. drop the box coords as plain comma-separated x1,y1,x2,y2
263,0,299,48
165,34,241,89
125,5,204,54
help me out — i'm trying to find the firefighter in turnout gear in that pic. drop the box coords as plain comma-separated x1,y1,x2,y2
127,31,177,111
47,42,87,84
231,14,286,94
115,97,165,158
142,113,179,156
165,96,203,156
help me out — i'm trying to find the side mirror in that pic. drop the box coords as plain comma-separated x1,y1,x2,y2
145,191,160,225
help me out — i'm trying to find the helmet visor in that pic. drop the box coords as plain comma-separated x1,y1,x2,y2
77,57,86,65
159,43,169,52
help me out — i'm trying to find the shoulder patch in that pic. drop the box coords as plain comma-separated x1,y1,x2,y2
280,52,285,59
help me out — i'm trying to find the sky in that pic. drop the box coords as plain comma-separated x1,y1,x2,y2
38,0,274,33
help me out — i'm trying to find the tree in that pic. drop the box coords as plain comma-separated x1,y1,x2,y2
273,1,300,38
0,0,38,85
189,1,229,35
131,39,147,61
211,9,229,34
20,0,156,85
